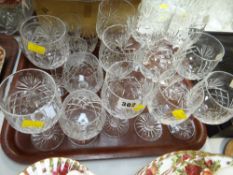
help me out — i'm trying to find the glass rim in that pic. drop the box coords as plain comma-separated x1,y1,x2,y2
19,15,67,45
67,51,101,76
205,71,233,111
0,68,57,117
102,23,141,55
61,89,104,125
98,0,136,17
189,31,225,62
104,60,143,100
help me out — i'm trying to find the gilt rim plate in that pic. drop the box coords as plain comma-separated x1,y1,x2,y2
19,157,95,175
136,150,233,175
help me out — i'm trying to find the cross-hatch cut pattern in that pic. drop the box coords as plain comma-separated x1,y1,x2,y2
209,88,230,108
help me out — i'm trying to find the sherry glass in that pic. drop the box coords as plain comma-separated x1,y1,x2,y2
148,69,203,140
59,89,106,145
101,61,153,136
0,68,64,151
63,52,104,93
96,0,135,40
174,32,225,80
191,71,233,125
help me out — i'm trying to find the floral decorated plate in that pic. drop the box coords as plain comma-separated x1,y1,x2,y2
19,157,95,175
136,150,233,175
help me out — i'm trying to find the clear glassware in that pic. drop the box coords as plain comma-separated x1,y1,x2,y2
99,24,141,72
63,52,104,93
148,69,203,140
174,32,225,80
59,89,106,145
134,112,162,142
59,13,88,54
0,0,33,35
101,61,153,136
19,15,69,70
96,0,135,40
191,71,233,125
129,0,174,46
139,40,175,83
69,36,88,54
0,68,64,151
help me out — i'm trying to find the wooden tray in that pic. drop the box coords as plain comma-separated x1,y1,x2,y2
0,38,208,164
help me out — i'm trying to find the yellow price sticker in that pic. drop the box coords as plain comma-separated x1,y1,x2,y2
21,120,45,128
172,109,188,120
160,3,169,9
27,41,46,55
133,104,145,112
230,79,233,88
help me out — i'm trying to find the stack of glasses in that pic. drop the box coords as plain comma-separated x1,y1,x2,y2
0,0,232,151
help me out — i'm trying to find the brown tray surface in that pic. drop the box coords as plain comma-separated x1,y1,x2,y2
0,40,207,164
0,34,19,82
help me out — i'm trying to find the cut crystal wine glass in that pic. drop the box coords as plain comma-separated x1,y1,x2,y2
148,69,203,140
60,89,106,145
174,32,225,80
20,15,69,70
96,0,135,40
63,52,104,93
191,71,233,125
99,24,141,72
0,68,64,151
101,61,153,136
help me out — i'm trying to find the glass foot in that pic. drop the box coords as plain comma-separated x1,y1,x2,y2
31,123,65,151
103,113,129,137
69,136,97,145
168,119,195,140
134,113,162,142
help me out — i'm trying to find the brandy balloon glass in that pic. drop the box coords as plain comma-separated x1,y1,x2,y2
0,68,64,151
60,89,106,145
191,71,233,125
63,52,104,93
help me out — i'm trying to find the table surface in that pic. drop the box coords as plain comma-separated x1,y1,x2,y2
0,137,230,175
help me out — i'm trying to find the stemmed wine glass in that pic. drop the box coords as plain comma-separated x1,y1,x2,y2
19,15,69,90
0,69,64,151
99,24,141,72
148,69,204,140
191,71,233,125
63,52,104,93
101,61,153,137
59,89,106,145
96,0,136,40
174,32,225,80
